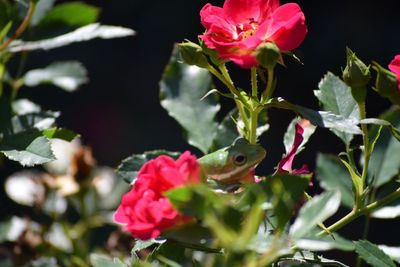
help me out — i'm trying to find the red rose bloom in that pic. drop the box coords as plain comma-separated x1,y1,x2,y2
114,152,200,240
200,0,307,68
389,55,400,91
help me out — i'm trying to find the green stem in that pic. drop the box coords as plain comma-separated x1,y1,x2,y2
0,62,5,96
249,109,259,144
359,103,370,197
251,67,258,98
0,0,37,52
261,67,275,103
318,187,400,235
208,65,249,108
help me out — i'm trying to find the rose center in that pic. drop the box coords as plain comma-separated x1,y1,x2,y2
235,18,258,40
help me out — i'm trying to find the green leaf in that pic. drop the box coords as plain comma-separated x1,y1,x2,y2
368,108,400,187
160,47,220,153
9,23,135,52
23,61,88,92
360,118,400,142
0,218,14,242
267,98,362,135
314,72,360,144
260,174,311,230
0,1,18,33
290,191,341,239
283,117,316,154
295,233,355,252
0,132,56,166
0,21,12,42
29,0,56,27
354,240,396,267
0,217,29,242
24,257,59,267
166,184,223,219
39,2,100,27
372,62,400,106
163,224,218,253
371,180,400,219
2,112,58,135
339,158,363,197
378,245,400,263
42,127,78,141
12,99,41,115
116,150,181,184
211,109,239,150
316,154,354,208
280,251,349,267
90,254,126,267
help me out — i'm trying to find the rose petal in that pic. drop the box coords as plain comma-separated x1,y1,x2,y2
267,3,307,51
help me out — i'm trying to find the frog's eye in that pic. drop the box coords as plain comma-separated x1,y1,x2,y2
233,153,247,166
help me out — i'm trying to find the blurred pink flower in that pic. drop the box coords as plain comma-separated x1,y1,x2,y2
114,152,200,240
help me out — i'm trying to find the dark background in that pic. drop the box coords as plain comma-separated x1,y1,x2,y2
3,0,400,264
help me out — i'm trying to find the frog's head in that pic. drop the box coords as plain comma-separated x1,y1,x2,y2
199,138,266,184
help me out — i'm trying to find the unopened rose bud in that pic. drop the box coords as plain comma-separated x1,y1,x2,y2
256,42,281,69
372,61,400,106
179,41,210,68
342,47,371,102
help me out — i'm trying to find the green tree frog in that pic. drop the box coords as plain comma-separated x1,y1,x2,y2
198,138,266,184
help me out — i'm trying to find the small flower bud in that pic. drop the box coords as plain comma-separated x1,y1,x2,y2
179,41,210,68
343,48,371,87
255,42,281,69
372,61,400,106
342,48,371,102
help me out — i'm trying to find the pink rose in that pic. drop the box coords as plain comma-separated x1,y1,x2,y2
114,152,200,240
199,0,307,68
389,55,400,90
277,122,309,175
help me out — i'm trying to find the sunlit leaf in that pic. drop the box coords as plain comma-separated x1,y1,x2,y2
24,61,88,92
29,0,56,26
9,23,135,52
314,72,360,144
290,191,341,239
378,245,400,263
267,98,361,135
90,254,126,267
279,251,349,267
160,47,220,153
295,233,355,251
0,131,56,166
12,99,41,115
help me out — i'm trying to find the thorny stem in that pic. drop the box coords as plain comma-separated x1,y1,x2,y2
359,103,370,200
0,1,37,52
251,67,258,98
318,187,400,235
261,67,275,103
